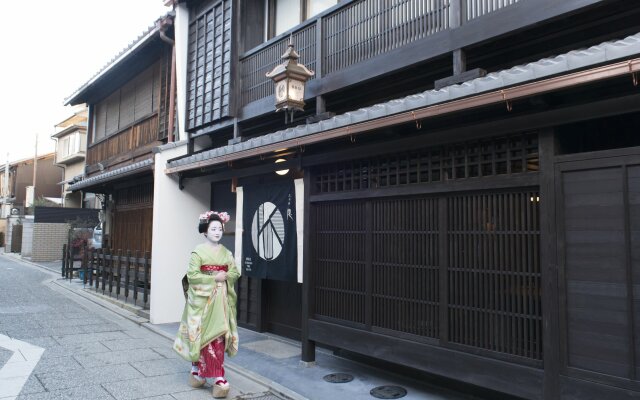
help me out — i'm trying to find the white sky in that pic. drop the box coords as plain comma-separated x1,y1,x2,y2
0,0,169,165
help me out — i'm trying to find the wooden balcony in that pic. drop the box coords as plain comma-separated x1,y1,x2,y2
238,0,607,120
86,116,160,176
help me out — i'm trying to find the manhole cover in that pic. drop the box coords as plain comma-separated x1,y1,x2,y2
370,385,407,399
323,373,354,383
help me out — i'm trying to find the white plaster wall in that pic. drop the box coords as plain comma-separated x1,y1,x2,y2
150,143,210,324
174,3,189,141
64,162,84,182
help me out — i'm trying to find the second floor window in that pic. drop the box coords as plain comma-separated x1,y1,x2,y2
92,62,159,144
61,132,81,158
269,0,337,38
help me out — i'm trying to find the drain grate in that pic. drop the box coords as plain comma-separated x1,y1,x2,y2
370,385,407,399
323,372,355,383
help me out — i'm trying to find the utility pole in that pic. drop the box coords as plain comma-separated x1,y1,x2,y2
3,152,9,199
32,133,38,205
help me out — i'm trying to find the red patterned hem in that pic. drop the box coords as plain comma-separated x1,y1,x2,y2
197,336,225,378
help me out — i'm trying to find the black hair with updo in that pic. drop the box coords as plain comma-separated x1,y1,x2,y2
198,213,225,234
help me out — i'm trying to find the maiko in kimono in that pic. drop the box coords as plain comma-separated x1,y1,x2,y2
174,211,239,398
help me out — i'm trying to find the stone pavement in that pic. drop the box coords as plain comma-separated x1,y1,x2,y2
1,249,508,400
0,253,291,400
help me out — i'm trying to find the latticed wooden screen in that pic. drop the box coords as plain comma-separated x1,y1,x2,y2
186,0,232,129
312,188,542,361
447,191,542,360
372,197,440,338
314,201,367,324
313,133,538,193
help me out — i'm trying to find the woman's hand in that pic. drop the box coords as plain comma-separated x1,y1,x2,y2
214,271,227,282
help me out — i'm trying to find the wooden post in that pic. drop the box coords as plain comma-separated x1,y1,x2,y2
301,171,316,363
133,250,140,306
538,129,560,399
143,251,151,308
82,243,88,286
61,244,66,277
115,249,122,299
125,250,132,301
101,249,107,293
95,249,102,291
108,248,114,295
89,249,95,287
449,0,466,76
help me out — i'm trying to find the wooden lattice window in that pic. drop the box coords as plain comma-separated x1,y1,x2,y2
314,201,367,324
312,188,542,362
447,191,542,360
186,0,233,130
115,182,154,210
313,133,539,194
371,197,440,338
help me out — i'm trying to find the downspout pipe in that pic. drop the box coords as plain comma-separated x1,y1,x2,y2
158,15,177,143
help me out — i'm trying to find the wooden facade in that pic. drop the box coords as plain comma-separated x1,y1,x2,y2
67,15,176,256
172,0,640,398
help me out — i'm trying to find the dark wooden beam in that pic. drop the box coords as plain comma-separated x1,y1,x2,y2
300,171,316,362
309,173,540,203
538,128,560,400
299,93,640,169
434,67,486,90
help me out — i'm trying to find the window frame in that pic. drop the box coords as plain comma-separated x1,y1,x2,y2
266,0,339,40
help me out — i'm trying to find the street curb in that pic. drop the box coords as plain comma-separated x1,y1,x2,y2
1,253,308,400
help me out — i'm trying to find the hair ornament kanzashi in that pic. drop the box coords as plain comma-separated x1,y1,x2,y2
199,211,231,224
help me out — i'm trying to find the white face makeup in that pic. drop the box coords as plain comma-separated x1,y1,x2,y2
205,220,224,244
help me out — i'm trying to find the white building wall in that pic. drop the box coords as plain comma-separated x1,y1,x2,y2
174,2,189,141
150,142,210,324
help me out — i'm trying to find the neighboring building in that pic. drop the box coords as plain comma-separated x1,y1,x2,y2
51,105,91,208
0,153,61,214
145,0,640,399
0,153,62,252
64,13,176,253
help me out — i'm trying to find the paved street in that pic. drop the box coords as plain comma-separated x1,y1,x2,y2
0,254,282,400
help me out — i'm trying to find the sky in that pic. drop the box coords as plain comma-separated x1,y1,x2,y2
0,0,170,166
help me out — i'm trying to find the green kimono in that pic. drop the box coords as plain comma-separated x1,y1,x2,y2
173,243,239,362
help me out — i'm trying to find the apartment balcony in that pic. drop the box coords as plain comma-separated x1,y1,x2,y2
56,150,85,166
236,0,635,130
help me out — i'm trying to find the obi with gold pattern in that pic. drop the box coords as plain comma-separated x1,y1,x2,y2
200,265,228,275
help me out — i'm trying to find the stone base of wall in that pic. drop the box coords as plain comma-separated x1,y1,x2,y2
32,223,69,262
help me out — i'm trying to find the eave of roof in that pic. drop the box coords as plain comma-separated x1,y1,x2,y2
166,32,640,174
64,12,173,106
68,159,154,192
51,124,86,139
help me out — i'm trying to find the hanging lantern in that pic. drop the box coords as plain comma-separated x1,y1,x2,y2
266,37,314,123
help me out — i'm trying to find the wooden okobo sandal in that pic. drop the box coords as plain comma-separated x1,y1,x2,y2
212,378,229,398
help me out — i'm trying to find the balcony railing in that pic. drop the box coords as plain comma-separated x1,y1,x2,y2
86,115,159,170
239,0,522,107
464,0,521,21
